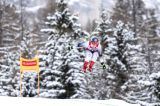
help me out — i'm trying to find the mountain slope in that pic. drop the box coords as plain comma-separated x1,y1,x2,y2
0,96,140,106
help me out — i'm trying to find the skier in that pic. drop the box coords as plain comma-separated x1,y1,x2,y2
78,36,102,72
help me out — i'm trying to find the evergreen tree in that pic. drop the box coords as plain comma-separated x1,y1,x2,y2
0,48,20,96
0,1,21,97
0,31,38,97
112,0,133,24
103,21,135,98
149,72,160,103
86,9,137,99
86,9,114,99
112,0,158,38
0,1,20,47
95,9,113,49
86,20,138,99
0,1,2,46
20,32,38,97
111,1,159,104
40,0,88,99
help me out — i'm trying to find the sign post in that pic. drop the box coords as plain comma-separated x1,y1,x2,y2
20,53,40,96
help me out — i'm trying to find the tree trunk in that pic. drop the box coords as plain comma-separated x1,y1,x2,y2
132,0,137,37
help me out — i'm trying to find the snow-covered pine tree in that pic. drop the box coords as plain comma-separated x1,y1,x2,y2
114,26,149,104
0,1,21,97
148,72,160,103
40,0,88,99
112,0,160,104
0,32,36,97
19,32,38,97
112,0,146,37
0,1,2,46
95,8,113,49
61,15,89,99
39,31,66,98
86,20,137,100
0,1,20,47
0,52,14,96
133,71,160,105
86,8,115,99
87,21,135,99
123,9,160,106
0,49,20,96
103,21,136,98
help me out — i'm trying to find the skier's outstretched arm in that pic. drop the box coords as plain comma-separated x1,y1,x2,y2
77,41,88,49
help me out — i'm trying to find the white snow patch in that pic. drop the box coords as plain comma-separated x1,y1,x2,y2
0,96,140,106
68,0,80,5
25,4,46,13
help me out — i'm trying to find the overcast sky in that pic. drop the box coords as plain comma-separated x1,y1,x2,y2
68,0,160,26
17,0,160,26
68,0,115,27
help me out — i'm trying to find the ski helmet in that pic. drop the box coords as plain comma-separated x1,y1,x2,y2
91,36,99,42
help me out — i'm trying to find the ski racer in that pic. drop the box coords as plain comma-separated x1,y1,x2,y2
78,36,102,72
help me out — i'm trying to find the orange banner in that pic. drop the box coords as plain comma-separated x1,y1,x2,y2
20,57,39,73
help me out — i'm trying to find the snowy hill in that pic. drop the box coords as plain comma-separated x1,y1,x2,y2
0,96,140,106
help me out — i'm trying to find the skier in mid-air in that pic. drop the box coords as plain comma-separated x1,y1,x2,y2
78,36,102,72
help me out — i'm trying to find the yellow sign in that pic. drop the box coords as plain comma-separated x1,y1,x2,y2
20,57,39,72
20,54,40,96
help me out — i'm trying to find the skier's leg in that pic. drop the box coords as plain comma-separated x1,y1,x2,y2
83,50,92,72
88,52,99,72
88,61,95,72
83,61,89,72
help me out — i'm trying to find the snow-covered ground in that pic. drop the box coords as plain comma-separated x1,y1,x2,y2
0,96,140,106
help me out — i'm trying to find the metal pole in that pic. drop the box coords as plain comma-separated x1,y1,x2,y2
20,72,22,96
38,72,40,96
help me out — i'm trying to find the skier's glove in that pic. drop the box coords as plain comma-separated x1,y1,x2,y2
101,62,106,69
77,42,83,47
77,42,84,52
103,65,106,69
68,45,73,50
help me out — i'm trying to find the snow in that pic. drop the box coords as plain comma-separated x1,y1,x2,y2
68,0,80,5
143,0,160,9
25,4,46,13
0,96,140,106
150,72,160,79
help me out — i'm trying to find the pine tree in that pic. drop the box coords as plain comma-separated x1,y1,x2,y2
0,31,38,97
0,1,2,46
0,1,21,97
149,72,160,103
112,0,133,24
0,1,20,47
95,9,113,49
0,49,20,96
20,32,38,97
40,0,88,99
90,21,135,99
111,1,159,104
112,0,158,38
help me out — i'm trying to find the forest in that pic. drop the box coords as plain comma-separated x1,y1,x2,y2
0,0,160,106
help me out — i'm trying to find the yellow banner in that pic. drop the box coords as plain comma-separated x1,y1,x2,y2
20,57,39,73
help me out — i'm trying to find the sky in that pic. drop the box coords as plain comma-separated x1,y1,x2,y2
144,0,160,20
68,0,160,26
144,0,160,8
69,0,160,26
8,0,160,26
68,0,115,27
